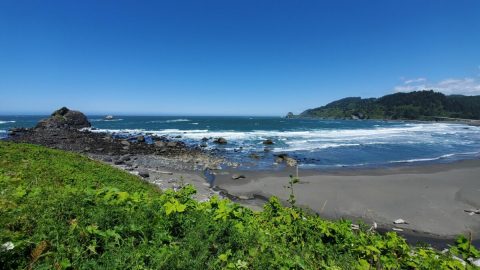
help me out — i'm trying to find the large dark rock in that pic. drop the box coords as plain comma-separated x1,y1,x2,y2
263,139,274,145
214,137,227,144
36,107,91,129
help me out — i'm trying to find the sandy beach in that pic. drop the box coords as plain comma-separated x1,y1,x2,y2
211,160,480,247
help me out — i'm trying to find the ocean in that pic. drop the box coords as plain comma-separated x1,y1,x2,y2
2,115,480,170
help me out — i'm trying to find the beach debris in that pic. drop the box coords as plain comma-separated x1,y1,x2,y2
452,255,466,266
320,200,328,213
469,258,480,267
392,227,404,232
231,174,246,180
149,169,173,175
350,224,360,230
214,137,228,144
464,209,480,215
367,222,377,232
393,219,408,225
263,139,274,145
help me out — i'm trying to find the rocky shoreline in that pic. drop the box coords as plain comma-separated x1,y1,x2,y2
5,107,232,200
5,107,480,249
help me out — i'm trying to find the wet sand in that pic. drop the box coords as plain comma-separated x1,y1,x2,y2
213,160,480,247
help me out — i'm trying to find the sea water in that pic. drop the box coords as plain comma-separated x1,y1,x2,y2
2,115,480,170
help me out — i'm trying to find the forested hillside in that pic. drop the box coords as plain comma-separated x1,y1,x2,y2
296,90,480,120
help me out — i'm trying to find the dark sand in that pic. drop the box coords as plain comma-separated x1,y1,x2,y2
213,160,480,247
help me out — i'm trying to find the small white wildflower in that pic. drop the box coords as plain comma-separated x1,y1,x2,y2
1,241,14,251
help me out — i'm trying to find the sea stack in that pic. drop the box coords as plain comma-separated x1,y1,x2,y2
36,107,91,129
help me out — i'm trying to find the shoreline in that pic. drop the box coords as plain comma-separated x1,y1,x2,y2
4,127,480,248
212,159,480,248
3,110,480,249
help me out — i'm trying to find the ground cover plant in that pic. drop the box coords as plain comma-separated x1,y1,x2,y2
0,142,478,269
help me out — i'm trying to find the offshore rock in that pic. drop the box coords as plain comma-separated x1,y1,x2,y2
263,139,274,145
214,137,227,144
36,107,91,129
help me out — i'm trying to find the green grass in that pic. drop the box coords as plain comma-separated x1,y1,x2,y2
0,142,478,269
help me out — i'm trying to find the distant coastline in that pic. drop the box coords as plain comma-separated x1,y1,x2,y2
287,90,480,124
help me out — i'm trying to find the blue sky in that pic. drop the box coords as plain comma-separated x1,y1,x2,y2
1,0,479,115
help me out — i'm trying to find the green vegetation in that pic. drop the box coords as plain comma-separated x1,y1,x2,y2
298,90,480,120
1,142,478,269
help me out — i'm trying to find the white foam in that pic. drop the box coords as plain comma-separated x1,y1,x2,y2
147,119,191,123
0,120,16,124
90,119,124,122
85,122,480,154
389,151,480,164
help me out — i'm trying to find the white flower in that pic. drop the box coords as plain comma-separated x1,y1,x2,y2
1,241,14,251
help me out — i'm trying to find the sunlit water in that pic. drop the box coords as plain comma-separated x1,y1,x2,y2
2,115,480,170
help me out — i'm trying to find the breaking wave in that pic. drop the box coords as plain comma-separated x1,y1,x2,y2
0,120,16,124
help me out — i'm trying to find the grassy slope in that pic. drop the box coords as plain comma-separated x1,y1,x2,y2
0,142,477,269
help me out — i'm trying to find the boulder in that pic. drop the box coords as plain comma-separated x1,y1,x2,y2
8,127,27,136
137,135,145,143
201,137,209,142
285,157,298,167
285,112,295,119
155,141,166,148
274,154,298,166
36,107,91,129
214,137,227,144
263,139,274,145
167,141,178,147
120,155,131,162
120,140,130,146
138,170,150,178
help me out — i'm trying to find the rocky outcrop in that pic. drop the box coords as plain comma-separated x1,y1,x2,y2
274,154,298,167
36,107,91,129
285,112,296,118
214,137,227,144
263,139,274,145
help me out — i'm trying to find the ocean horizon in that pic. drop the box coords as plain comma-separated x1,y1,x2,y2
2,115,480,170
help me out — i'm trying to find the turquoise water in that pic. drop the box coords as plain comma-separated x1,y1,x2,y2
2,115,480,169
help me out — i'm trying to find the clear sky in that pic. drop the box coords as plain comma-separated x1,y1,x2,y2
1,0,479,115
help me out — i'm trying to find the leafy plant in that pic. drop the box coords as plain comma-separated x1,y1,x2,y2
0,142,476,269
